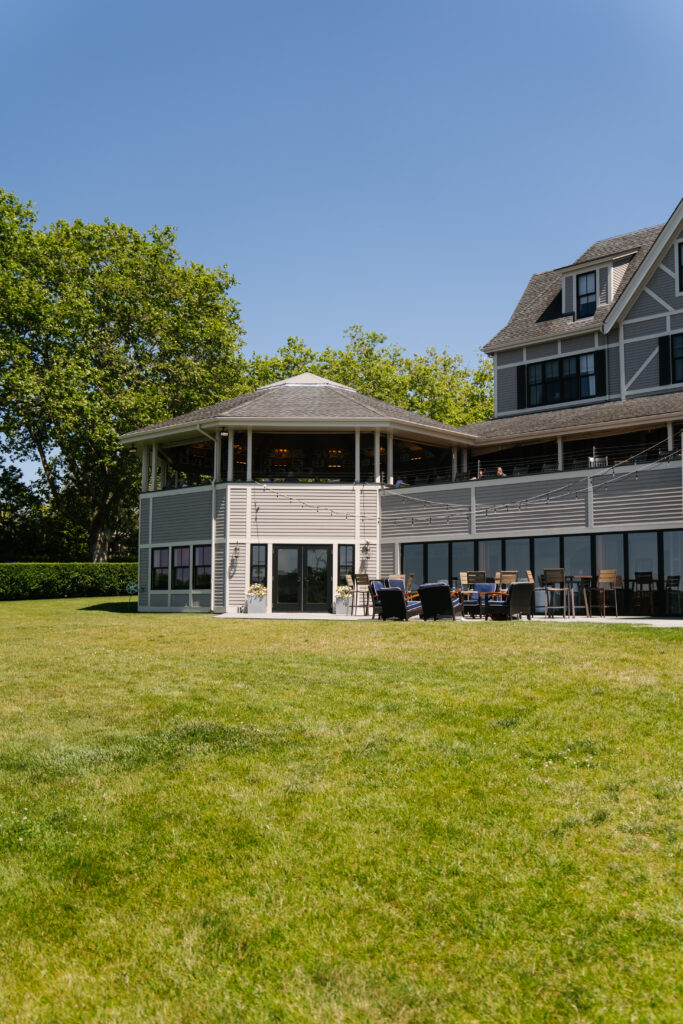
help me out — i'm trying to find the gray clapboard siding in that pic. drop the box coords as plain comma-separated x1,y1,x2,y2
562,276,574,315
648,267,677,309
527,340,558,360
497,347,524,367
607,345,620,396
150,489,212,544
381,488,471,541
150,593,169,608
380,543,396,576
599,266,609,305
475,479,587,534
626,288,668,320
623,317,666,341
250,486,356,540
228,543,247,606
612,255,632,295
215,487,227,543
560,336,594,355
139,498,150,545
359,489,379,536
138,548,150,606
592,467,682,526
661,244,675,273
214,542,226,611
171,593,191,608
228,487,247,537
671,312,683,331
624,339,658,384
496,366,518,413
191,593,212,610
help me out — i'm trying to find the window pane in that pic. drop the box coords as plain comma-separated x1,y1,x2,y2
478,539,502,580
338,544,355,582
504,538,530,579
533,536,560,612
250,544,267,586
151,547,169,590
628,532,658,579
451,541,475,577
579,353,594,373
595,533,624,579
426,542,449,584
402,543,425,586
193,545,212,589
172,546,190,589
564,535,591,576
663,530,683,614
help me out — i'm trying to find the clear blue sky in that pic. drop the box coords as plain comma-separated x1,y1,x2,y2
3,0,683,367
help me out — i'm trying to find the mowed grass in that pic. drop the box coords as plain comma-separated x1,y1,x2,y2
0,600,682,1024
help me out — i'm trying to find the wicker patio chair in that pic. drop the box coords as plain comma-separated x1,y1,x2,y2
418,583,462,621
484,582,534,620
378,587,422,621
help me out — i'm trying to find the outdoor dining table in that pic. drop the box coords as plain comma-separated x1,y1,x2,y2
565,574,593,617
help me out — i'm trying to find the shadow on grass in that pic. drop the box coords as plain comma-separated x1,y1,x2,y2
80,600,137,614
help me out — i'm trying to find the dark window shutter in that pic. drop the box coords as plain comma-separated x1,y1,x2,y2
594,349,607,396
659,336,672,386
516,364,527,409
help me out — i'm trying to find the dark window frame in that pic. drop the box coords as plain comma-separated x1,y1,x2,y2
151,547,169,590
193,545,212,590
678,241,683,293
576,271,597,319
672,333,683,384
337,544,355,583
171,546,191,590
250,544,267,586
526,352,597,408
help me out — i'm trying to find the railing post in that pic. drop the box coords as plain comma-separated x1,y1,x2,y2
354,429,361,483
374,430,381,485
151,443,158,492
227,431,234,482
387,431,394,486
246,429,253,482
557,436,564,472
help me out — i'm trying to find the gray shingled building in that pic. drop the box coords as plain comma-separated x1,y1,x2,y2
120,200,683,615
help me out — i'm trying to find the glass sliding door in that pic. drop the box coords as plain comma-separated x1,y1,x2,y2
504,538,530,581
273,545,332,612
533,536,560,612
303,546,332,612
273,546,302,612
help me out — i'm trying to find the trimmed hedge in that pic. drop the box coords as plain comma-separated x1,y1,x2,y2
0,563,138,601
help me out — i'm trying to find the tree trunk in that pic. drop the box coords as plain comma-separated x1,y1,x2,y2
89,523,113,562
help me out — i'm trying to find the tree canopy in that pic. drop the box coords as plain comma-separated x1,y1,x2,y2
0,190,244,560
0,190,492,562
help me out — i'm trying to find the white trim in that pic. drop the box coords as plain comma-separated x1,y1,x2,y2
151,443,158,492
642,286,674,314
605,200,683,331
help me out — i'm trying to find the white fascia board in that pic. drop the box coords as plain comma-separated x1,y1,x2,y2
121,416,477,447
604,198,683,333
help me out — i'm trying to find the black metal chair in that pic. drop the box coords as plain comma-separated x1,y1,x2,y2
378,587,422,621
484,582,535,620
418,584,461,620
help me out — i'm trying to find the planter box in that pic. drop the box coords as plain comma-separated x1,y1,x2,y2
335,597,353,616
246,595,267,615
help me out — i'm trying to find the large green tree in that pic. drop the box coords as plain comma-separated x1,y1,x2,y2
246,325,493,426
0,190,244,561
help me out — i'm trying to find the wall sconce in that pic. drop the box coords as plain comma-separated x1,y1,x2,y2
361,541,370,555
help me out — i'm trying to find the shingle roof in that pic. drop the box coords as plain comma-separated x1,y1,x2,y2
483,224,663,354
119,376,476,442
462,390,683,444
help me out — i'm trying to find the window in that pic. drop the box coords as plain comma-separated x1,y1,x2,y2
673,334,683,383
678,241,683,292
526,353,598,408
337,544,354,583
151,548,169,590
576,271,596,318
193,545,212,589
250,544,267,586
172,546,190,589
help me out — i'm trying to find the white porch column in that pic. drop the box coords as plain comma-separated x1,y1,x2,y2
451,447,458,482
557,436,564,472
667,421,674,451
151,443,158,492
354,429,361,483
141,445,150,493
246,429,253,482
374,430,381,484
213,431,222,482
227,431,234,482
387,432,394,486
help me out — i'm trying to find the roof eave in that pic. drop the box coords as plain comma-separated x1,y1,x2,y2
604,198,683,332
470,409,680,447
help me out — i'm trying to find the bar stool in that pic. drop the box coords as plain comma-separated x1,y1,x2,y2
543,568,570,617
632,571,655,615
353,573,371,616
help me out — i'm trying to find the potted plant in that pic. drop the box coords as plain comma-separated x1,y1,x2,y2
334,584,354,616
246,583,268,615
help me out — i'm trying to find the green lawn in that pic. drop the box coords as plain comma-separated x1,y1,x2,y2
1,599,682,1023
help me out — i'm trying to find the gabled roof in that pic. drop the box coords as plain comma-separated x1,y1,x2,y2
119,375,477,444
483,223,663,354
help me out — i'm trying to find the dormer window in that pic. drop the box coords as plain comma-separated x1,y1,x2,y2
576,271,597,318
